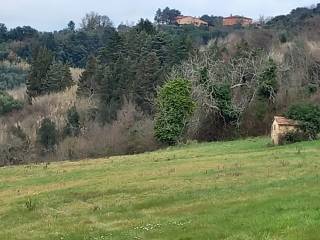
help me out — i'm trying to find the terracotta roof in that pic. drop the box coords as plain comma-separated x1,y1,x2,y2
224,16,252,20
274,116,300,126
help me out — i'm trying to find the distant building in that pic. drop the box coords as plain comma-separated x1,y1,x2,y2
271,116,300,145
223,15,253,27
176,16,208,27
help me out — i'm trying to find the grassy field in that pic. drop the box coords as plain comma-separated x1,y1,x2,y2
1,138,320,240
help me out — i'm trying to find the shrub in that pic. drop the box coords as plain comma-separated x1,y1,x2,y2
279,131,308,145
63,106,81,137
154,78,195,145
286,103,320,139
279,32,288,43
37,118,59,152
0,91,23,115
56,101,159,160
0,61,28,90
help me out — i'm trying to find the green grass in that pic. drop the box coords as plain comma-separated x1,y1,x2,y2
1,138,320,240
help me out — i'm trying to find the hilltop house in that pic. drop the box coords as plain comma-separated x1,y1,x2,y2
175,16,208,27
223,15,253,27
271,116,300,145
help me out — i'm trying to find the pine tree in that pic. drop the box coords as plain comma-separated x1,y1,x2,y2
62,64,73,89
97,64,123,123
26,47,53,99
46,62,73,93
63,106,81,137
37,118,58,152
135,50,161,113
98,32,123,64
77,56,98,98
45,61,64,93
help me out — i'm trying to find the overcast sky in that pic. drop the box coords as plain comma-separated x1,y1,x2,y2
0,0,318,31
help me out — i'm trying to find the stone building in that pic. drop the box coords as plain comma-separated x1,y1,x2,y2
175,16,208,27
271,116,300,145
223,15,253,27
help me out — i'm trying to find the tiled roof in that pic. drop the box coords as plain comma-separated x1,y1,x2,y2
224,16,252,20
274,116,300,126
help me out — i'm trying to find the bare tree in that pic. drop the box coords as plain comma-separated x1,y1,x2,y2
81,12,113,30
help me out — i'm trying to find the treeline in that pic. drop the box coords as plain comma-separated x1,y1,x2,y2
76,18,193,121
0,10,227,68
268,3,320,28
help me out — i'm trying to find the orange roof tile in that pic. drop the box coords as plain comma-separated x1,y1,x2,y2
274,116,300,126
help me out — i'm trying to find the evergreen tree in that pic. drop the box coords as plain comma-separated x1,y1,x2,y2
96,66,118,122
154,9,163,24
63,106,81,137
77,55,98,98
154,7,181,25
98,31,123,64
0,23,7,42
62,64,73,89
46,62,73,93
45,61,64,92
68,21,76,31
26,47,54,99
37,118,58,152
136,19,156,35
135,50,161,113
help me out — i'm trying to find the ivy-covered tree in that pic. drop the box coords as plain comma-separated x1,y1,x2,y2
154,78,195,145
258,58,278,100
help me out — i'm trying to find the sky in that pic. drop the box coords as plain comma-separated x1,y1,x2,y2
0,0,318,31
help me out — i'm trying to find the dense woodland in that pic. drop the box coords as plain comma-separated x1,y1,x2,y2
0,4,320,165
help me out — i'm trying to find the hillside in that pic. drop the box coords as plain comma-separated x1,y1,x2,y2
0,4,320,163
1,138,320,239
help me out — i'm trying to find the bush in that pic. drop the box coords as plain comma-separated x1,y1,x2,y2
56,101,159,160
63,106,81,137
279,131,308,145
0,62,28,90
37,118,59,152
0,91,23,115
279,32,288,43
286,103,320,139
154,78,195,145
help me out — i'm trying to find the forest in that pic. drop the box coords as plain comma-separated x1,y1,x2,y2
0,4,320,165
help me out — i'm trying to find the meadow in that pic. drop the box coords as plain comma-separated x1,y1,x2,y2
1,138,320,240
